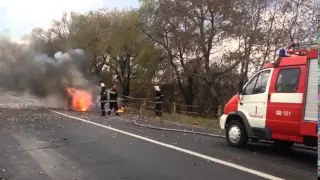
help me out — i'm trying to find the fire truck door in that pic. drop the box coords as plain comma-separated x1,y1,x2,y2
266,66,306,137
238,69,273,128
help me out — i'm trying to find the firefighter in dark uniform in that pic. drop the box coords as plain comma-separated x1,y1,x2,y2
100,82,107,116
67,88,75,111
108,85,120,116
154,86,163,117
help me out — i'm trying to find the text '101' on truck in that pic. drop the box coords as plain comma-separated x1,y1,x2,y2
220,42,318,148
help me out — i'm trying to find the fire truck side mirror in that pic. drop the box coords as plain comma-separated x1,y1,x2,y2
238,82,244,105
238,82,243,94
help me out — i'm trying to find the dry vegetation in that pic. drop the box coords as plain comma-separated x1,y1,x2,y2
21,0,316,119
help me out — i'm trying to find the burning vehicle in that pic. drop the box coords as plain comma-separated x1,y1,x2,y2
66,87,93,112
64,84,127,114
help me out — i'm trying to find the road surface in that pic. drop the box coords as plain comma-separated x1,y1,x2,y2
0,94,316,180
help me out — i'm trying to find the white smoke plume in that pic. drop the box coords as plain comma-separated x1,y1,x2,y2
0,36,96,108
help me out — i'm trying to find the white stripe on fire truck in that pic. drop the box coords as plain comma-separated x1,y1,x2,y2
270,93,303,104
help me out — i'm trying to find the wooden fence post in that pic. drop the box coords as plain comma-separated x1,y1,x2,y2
172,102,176,113
139,100,146,116
217,105,222,118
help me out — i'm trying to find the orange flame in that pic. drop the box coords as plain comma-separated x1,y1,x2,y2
66,88,92,112
118,106,125,113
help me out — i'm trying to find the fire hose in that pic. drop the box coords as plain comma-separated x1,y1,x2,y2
95,94,157,104
11,94,314,151
95,94,157,110
112,95,317,151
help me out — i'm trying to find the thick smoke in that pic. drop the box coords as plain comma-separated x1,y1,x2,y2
0,37,96,108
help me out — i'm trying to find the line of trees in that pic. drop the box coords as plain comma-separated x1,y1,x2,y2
28,0,316,117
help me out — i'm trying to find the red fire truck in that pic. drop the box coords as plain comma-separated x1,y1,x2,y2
220,42,318,148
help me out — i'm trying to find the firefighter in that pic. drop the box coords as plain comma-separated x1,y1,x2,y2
100,82,107,116
108,85,120,116
154,85,163,117
67,91,72,111
67,88,75,111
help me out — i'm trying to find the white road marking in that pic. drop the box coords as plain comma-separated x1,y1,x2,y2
50,110,284,180
7,95,30,103
7,95,284,179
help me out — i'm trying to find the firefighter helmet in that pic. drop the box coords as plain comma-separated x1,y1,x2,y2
154,86,160,91
100,83,105,87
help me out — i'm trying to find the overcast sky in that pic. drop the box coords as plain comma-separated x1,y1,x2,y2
0,0,139,41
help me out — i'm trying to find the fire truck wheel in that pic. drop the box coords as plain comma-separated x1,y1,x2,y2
226,120,248,147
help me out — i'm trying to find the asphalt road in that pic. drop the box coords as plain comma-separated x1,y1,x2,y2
0,94,317,180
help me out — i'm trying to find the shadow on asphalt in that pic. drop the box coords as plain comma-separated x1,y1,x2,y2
239,142,316,167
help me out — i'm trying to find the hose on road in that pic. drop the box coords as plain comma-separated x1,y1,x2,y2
134,99,225,138
8,94,316,151
133,117,225,138
133,117,316,151
133,98,317,151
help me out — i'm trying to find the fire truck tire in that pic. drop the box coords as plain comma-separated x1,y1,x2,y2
226,120,248,147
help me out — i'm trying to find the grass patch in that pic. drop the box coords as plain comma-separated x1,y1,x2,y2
161,112,220,130
122,106,219,130
122,106,141,115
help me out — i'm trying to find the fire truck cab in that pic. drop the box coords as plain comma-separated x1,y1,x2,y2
220,43,318,148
